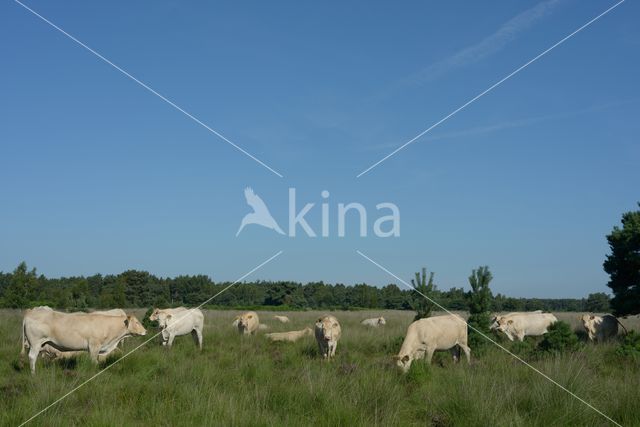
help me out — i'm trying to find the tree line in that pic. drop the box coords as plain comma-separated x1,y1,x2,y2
0,261,611,313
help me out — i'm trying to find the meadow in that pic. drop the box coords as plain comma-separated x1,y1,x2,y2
1,309,639,426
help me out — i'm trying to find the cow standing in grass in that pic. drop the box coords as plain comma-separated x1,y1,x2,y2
150,307,204,349
22,309,146,374
237,311,260,335
395,315,470,373
490,311,557,342
315,315,341,359
581,314,626,342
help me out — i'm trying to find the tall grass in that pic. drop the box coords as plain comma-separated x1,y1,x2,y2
1,309,638,426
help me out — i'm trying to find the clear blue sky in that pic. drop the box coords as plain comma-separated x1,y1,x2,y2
1,1,638,298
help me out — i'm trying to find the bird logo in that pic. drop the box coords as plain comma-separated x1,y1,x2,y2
236,187,285,236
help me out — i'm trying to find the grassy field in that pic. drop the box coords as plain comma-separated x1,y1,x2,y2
1,309,639,426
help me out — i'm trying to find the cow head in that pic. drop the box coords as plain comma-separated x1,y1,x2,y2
238,312,257,333
124,315,147,336
316,317,339,341
378,317,386,325
581,314,599,340
149,308,161,322
394,354,412,373
490,316,501,330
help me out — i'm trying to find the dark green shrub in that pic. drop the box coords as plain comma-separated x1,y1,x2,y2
141,307,159,330
615,331,640,359
537,321,580,354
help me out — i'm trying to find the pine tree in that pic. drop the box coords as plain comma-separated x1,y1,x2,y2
467,266,493,349
410,267,436,321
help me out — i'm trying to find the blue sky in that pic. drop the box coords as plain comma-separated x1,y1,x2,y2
1,0,638,298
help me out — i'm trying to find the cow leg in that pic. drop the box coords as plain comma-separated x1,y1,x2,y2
28,342,42,374
450,346,460,363
330,341,337,358
425,347,435,364
167,333,176,348
193,328,203,350
89,341,101,363
459,343,471,364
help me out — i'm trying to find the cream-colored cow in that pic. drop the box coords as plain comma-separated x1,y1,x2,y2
150,307,204,349
361,317,386,327
581,314,625,342
395,315,470,373
490,311,557,341
273,315,290,323
22,309,146,373
315,315,341,359
266,327,313,342
22,307,128,361
237,311,260,335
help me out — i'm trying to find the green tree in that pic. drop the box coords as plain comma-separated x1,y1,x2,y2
3,262,38,308
603,203,640,316
585,292,610,312
410,267,436,321
467,266,493,349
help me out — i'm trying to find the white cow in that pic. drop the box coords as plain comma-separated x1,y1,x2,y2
273,315,290,323
581,314,625,342
315,315,342,359
237,311,260,335
149,307,204,349
395,315,470,373
361,317,386,327
22,307,128,361
22,309,146,373
258,323,269,330
266,327,313,342
490,311,557,341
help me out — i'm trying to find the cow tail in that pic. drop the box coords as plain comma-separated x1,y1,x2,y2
615,317,629,336
21,315,27,357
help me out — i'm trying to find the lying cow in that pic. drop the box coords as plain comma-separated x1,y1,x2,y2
361,317,386,327
395,314,470,373
491,311,557,341
22,307,128,361
23,309,146,373
581,314,626,342
149,307,204,349
273,315,290,323
237,311,260,335
315,315,342,359
266,327,313,342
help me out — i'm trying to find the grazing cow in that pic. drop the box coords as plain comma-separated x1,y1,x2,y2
361,317,386,327
273,315,290,323
150,307,204,349
315,315,342,359
266,327,313,342
395,315,470,373
23,309,146,373
490,311,557,341
22,307,128,361
581,314,626,342
237,311,260,335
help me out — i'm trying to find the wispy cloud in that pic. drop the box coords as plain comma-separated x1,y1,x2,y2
362,99,638,152
372,0,562,102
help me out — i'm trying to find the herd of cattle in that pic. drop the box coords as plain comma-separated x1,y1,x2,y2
19,306,627,374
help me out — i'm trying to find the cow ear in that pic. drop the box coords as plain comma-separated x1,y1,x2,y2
590,315,595,320
166,314,172,320
402,355,410,363
124,316,130,327
248,314,253,319
317,318,322,323
507,320,513,324
333,323,338,327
